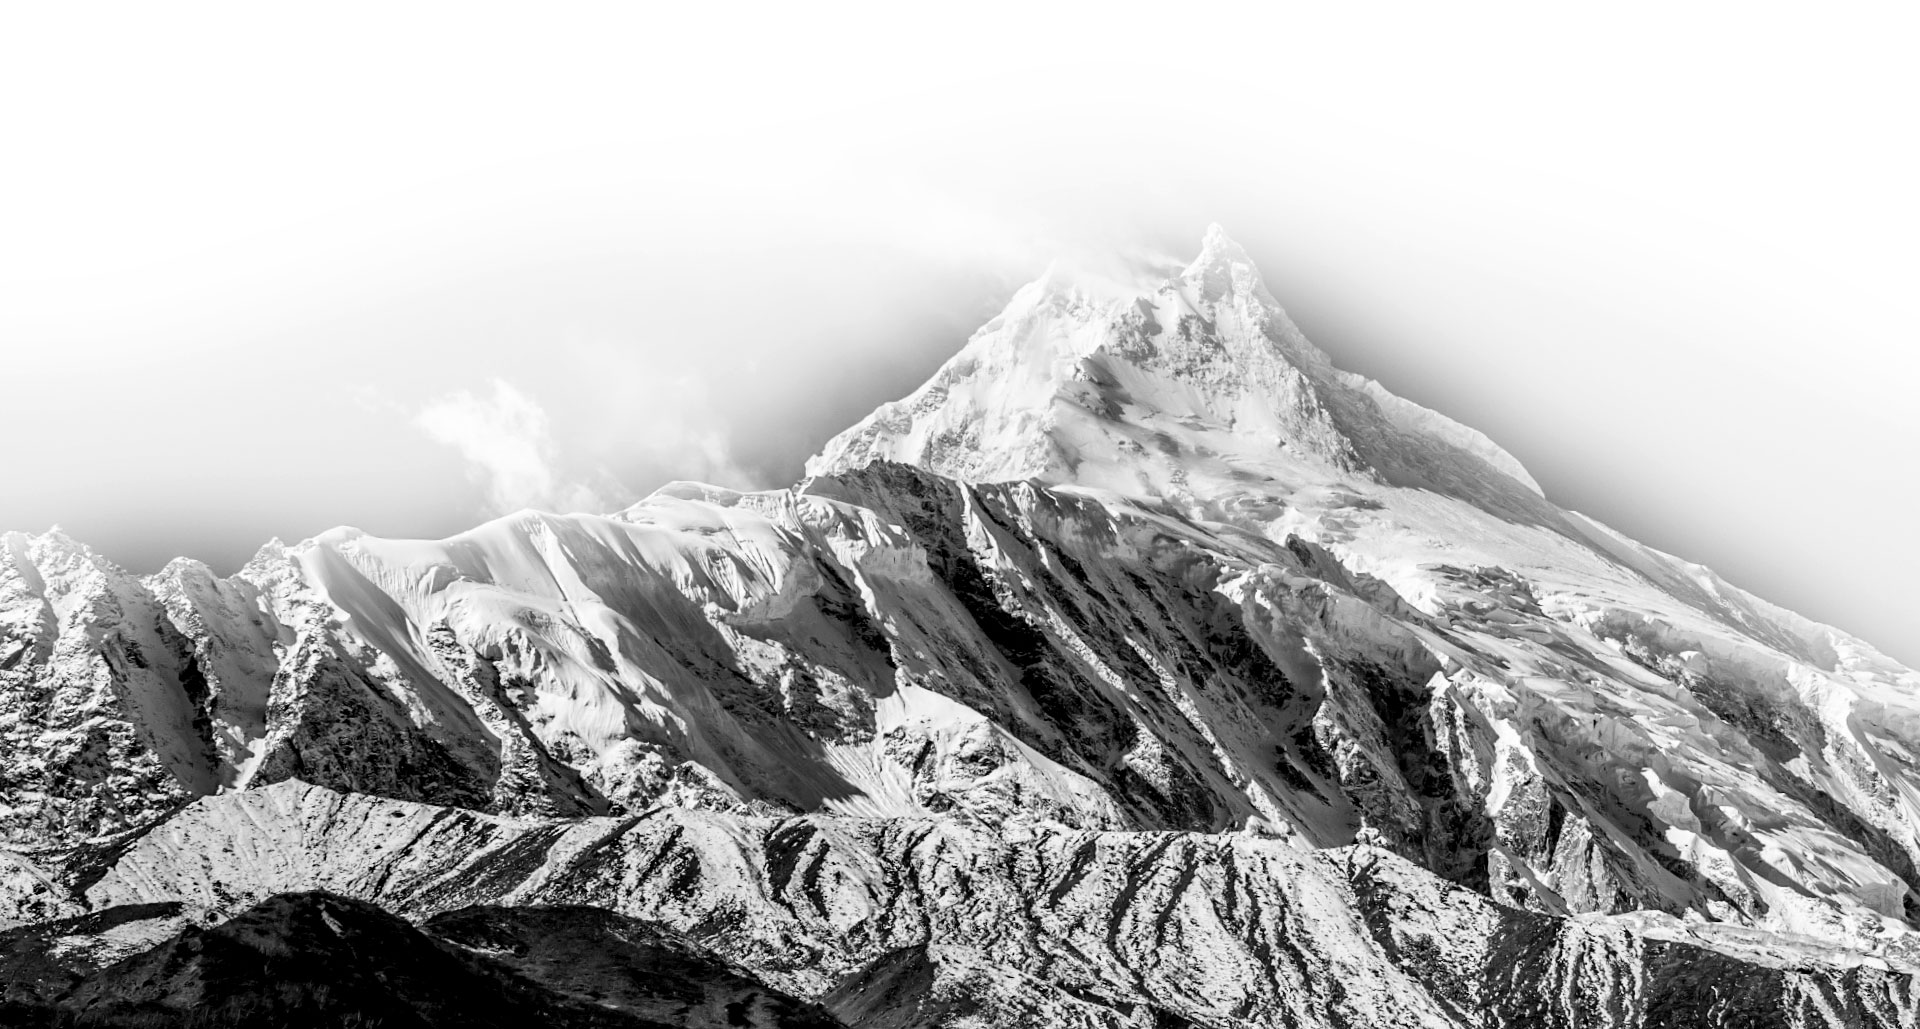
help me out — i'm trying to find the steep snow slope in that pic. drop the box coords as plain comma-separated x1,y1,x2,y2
1,227,1917,1024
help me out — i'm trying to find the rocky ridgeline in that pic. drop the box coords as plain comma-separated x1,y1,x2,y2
0,782,1905,1028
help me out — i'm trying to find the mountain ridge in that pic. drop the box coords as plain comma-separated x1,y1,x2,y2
1,227,1916,1026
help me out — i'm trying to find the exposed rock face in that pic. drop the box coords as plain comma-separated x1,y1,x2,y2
0,531,215,849
1,228,1917,1024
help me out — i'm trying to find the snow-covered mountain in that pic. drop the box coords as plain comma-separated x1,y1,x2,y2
2,228,1916,1027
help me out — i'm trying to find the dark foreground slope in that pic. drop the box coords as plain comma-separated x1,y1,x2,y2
0,891,839,1029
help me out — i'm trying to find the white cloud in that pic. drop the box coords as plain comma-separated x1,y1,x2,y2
414,379,619,515
660,428,755,492
611,373,758,493
414,377,758,518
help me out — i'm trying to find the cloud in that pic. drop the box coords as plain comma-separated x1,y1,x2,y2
414,379,620,515
414,376,759,518
611,372,759,492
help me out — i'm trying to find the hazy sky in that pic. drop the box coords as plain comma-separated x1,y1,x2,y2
2,4,1915,665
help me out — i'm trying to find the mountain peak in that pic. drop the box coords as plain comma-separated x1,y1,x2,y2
8,223,1920,1029
810,227,1548,514
1189,222,1250,270
1180,223,1265,303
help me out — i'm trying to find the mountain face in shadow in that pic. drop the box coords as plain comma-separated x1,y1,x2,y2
0,892,841,1029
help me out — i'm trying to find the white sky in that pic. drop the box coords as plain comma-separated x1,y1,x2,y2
2,3,1915,664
